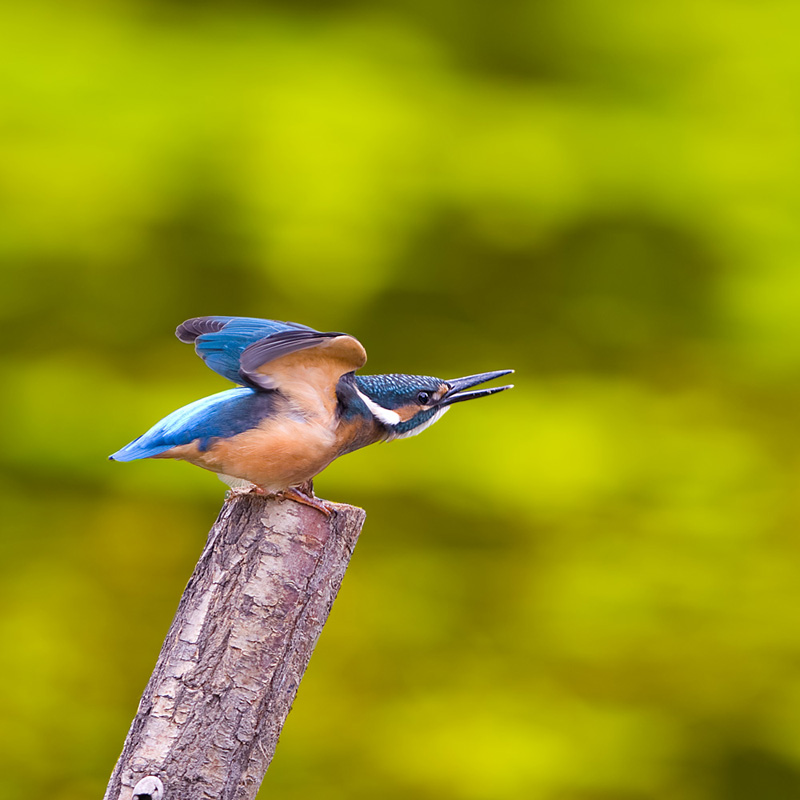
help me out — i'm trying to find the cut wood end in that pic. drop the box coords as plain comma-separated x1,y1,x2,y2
224,491,366,521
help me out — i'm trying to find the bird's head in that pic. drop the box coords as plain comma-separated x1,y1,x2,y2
351,369,514,440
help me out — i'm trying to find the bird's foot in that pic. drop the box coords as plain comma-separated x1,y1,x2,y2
279,483,332,517
224,478,330,516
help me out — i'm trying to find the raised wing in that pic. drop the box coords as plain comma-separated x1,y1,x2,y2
177,316,367,408
176,316,315,385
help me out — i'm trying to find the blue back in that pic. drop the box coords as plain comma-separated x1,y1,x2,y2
109,387,276,461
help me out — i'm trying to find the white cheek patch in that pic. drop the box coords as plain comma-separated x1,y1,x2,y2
355,388,401,426
392,406,450,440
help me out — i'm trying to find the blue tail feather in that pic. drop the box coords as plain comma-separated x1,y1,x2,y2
108,438,175,462
109,387,273,462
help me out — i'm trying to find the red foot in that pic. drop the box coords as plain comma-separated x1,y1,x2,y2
225,480,331,517
280,487,332,517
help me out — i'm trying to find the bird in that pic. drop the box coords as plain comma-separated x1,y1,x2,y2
110,316,513,514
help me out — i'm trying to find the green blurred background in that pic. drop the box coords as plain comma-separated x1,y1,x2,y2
3,1,800,798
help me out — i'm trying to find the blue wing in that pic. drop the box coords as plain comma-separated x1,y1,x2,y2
109,387,275,461
176,316,318,386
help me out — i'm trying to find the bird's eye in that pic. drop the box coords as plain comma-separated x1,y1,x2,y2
417,391,432,405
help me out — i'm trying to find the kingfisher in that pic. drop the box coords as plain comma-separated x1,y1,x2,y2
110,316,513,513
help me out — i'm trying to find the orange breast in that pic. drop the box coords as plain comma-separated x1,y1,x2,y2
160,415,340,492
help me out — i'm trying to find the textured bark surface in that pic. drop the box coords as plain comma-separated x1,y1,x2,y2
104,493,366,800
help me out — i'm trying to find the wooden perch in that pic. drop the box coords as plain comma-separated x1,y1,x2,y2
104,493,366,800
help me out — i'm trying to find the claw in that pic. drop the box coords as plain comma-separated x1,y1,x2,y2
280,486,333,517
224,478,332,517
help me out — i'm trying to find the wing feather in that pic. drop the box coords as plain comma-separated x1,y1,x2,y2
176,316,318,385
175,315,368,414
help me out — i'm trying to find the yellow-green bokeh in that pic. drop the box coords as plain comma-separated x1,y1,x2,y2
3,2,800,798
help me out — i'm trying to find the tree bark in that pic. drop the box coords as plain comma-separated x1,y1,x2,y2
104,493,366,800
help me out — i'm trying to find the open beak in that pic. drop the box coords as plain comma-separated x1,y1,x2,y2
442,369,514,406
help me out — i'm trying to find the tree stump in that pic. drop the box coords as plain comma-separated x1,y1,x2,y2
104,493,366,800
